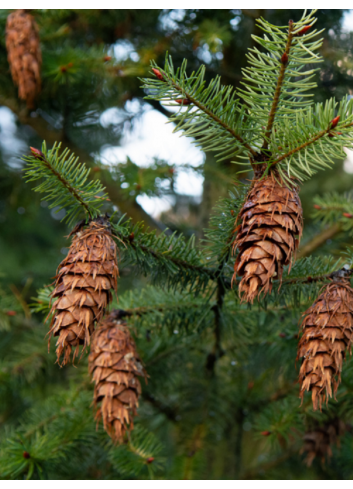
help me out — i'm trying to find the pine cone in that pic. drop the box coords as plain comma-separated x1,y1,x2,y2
232,171,302,302
48,218,118,366
301,418,346,466
89,311,147,442
298,272,353,410
6,9,42,109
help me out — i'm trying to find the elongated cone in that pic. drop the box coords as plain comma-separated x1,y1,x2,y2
48,217,118,366
6,9,42,108
297,270,353,410
232,171,303,302
89,311,147,442
301,418,346,466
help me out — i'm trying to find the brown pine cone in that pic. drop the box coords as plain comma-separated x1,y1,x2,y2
301,418,346,466
297,271,353,410
48,218,118,366
89,311,147,443
6,9,42,109
232,171,303,303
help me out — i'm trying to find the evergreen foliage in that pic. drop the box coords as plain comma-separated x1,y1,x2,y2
142,10,353,183
3,7,353,480
23,142,109,225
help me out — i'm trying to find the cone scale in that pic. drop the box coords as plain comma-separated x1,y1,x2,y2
48,218,119,366
89,311,147,443
297,272,353,410
232,170,303,303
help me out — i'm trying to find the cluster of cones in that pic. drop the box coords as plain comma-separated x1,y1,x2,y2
6,9,42,108
46,168,353,443
231,168,353,412
9,7,352,436
230,169,353,466
48,217,146,443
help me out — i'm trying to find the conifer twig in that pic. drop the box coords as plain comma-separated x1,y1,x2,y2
268,116,343,169
164,76,258,159
23,142,109,225
30,148,93,216
262,20,294,152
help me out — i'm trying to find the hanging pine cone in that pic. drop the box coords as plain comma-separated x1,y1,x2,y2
301,418,346,466
5,9,42,109
89,311,147,443
297,270,353,410
48,217,119,366
232,170,303,303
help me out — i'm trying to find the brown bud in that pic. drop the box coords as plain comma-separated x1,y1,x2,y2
6,310,17,316
30,147,45,160
296,25,311,36
278,332,286,338
231,210,235,216
175,98,191,105
313,204,321,210
261,431,271,436
168,168,175,174
128,232,135,242
23,451,30,459
103,56,112,62
67,62,73,68
152,68,164,81
281,52,289,65
247,381,254,390
136,184,142,191
146,457,155,464
343,213,353,218
60,65,67,73
330,116,340,129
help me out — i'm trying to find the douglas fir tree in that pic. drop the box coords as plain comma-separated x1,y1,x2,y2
3,8,353,480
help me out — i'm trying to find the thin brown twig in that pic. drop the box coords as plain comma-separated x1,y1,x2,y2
296,223,341,259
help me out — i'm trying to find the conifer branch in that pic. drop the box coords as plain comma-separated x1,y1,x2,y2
262,20,294,151
311,190,353,236
30,147,92,215
281,267,342,286
268,125,333,169
23,142,109,225
142,58,258,162
112,218,232,291
165,77,258,158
